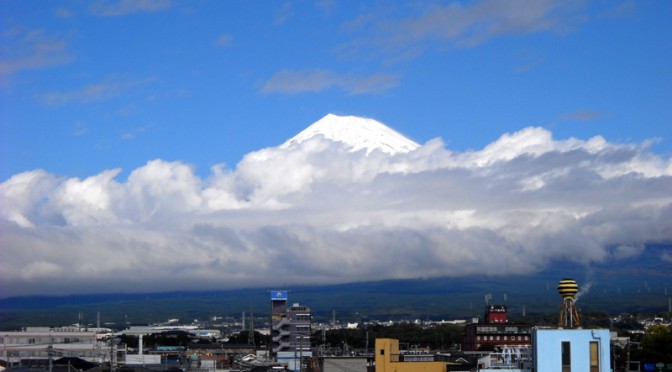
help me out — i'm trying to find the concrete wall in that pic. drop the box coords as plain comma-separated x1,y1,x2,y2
321,357,367,372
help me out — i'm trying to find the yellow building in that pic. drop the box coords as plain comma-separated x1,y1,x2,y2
375,338,451,372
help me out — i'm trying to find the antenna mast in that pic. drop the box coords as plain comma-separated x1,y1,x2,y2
248,307,255,346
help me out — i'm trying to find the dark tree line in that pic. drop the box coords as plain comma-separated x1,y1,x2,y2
315,323,464,351
117,331,197,348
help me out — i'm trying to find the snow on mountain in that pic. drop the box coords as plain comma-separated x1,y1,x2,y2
280,114,420,155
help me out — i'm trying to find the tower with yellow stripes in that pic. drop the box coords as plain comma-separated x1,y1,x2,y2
557,278,581,328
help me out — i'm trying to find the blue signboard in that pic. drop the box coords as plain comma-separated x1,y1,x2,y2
272,290,288,300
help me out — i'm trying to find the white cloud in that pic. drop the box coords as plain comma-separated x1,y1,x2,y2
1,125,671,297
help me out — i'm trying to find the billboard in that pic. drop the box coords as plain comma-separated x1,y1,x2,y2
271,290,288,300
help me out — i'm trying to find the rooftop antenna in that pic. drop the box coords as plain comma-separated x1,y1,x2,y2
558,278,581,328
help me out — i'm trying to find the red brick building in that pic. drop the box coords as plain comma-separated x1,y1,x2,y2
461,305,532,352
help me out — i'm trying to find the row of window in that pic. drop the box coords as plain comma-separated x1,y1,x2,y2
294,326,311,333
0,337,93,344
476,335,529,341
477,326,530,332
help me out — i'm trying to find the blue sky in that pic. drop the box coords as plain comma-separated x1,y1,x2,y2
2,0,670,180
1,1,671,297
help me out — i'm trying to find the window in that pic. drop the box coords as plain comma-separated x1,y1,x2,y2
562,341,571,372
380,349,384,356
589,342,599,372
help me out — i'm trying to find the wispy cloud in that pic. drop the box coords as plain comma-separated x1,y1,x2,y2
55,7,76,19
121,126,149,141
260,69,399,95
598,1,636,19
274,2,295,25
338,0,585,61
37,76,155,106
561,109,606,122
215,34,234,47
315,0,336,16
0,28,73,77
1,121,670,297
90,0,172,17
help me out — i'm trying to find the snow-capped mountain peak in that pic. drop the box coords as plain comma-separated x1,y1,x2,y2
280,114,419,155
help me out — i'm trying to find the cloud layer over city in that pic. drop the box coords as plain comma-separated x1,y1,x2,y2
2,121,670,297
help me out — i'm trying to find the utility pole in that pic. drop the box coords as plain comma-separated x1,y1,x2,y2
48,331,53,372
365,331,369,355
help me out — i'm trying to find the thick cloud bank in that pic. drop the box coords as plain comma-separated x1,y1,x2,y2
1,126,671,297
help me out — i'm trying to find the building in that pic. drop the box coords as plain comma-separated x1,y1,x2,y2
532,328,610,372
462,304,532,351
375,338,457,372
286,303,311,353
270,291,313,372
377,328,611,372
271,290,290,357
0,327,100,364
319,357,367,372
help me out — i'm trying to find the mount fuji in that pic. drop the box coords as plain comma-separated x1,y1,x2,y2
280,114,420,155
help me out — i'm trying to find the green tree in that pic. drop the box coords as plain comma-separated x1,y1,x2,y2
639,325,672,363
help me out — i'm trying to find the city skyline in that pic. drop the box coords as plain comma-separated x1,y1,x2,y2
1,1,671,298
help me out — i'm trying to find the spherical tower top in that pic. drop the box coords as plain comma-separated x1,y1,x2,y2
557,278,579,299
